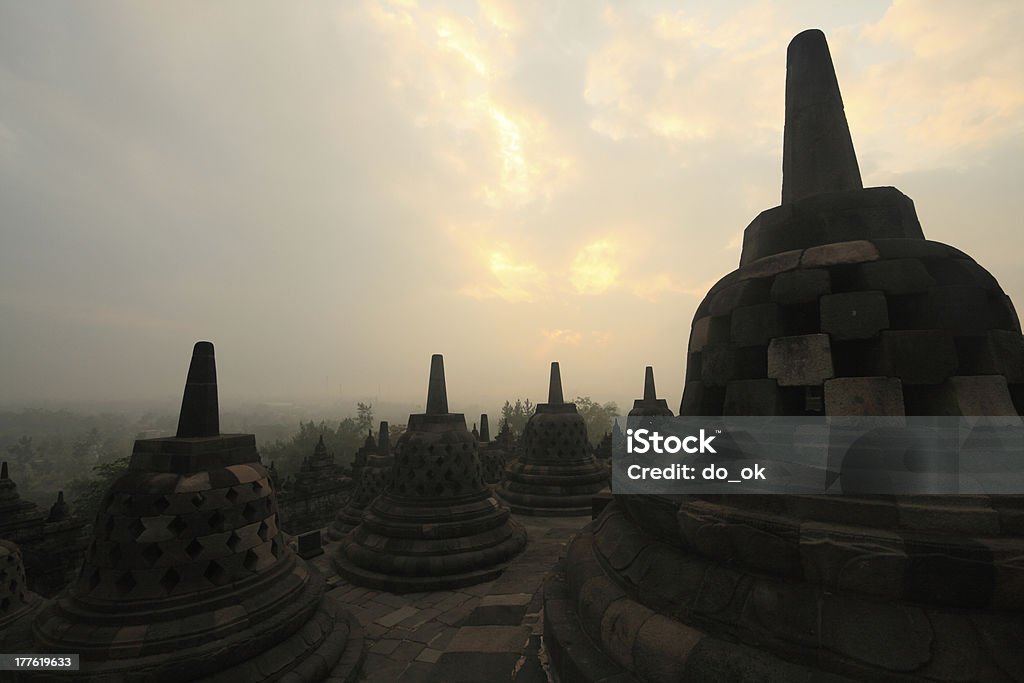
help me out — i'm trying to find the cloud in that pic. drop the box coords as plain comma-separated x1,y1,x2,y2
570,240,621,294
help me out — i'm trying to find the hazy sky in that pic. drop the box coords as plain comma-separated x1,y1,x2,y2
2,1,1023,414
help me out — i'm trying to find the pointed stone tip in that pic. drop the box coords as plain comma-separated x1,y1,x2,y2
378,421,390,451
176,340,220,438
426,354,449,415
1,461,7,479
317,434,325,446
57,491,64,502
782,28,862,204
480,414,490,442
643,366,657,401
548,362,564,404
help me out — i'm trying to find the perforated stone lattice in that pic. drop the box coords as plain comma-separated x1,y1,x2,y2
77,468,284,601
391,430,486,499
0,542,30,615
522,414,592,464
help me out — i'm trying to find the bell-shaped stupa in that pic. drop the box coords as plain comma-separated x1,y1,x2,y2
32,342,364,681
333,355,526,591
628,366,673,418
328,421,394,539
545,29,1024,682
0,540,43,651
496,362,608,516
478,414,507,485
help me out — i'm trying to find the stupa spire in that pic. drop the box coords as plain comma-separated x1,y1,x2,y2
377,421,389,453
480,414,490,442
548,362,564,404
425,354,449,415
175,341,220,438
782,29,862,204
1,461,7,480
643,366,657,401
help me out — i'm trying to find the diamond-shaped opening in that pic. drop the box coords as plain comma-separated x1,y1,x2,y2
185,538,204,559
225,487,239,503
168,516,187,537
207,510,224,530
243,502,258,522
130,518,146,539
115,571,137,596
8,579,17,593
159,567,180,594
1,597,9,610
153,496,171,513
142,544,163,567
204,560,228,586
270,538,280,558
226,531,241,551
251,480,263,493
243,548,259,571
191,492,206,508
257,521,270,542
108,545,123,565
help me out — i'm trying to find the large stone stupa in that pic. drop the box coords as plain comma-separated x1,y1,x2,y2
544,29,1024,683
32,342,364,682
333,355,526,592
496,362,608,516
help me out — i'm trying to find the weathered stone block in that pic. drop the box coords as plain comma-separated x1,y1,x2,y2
929,286,992,334
820,291,889,340
709,279,771,316
700,346,735,387
770,268,830,304
731,304,783,347
990,330,1024,383
723,379,782,415
949,376,1018,416
736,249,803,281
877,330,958,385
679,382,725,416
802,240,879,267
824,377,905,416
689,316,730,352
767,334,834,386
857,259,935,294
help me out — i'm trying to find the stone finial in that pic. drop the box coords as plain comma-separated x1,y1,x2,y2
548,362,564,404
426,354,449,415
472,423,479,440
782,29,862,204
47,490,70,522
480,414,490,442
1,461,7,480
316,434,326,451
175,341,220,438
643,366,657,401
377,421,389,454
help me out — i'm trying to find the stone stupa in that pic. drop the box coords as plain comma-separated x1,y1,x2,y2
32,342,364,681
496,362,608,516
333,355,526,592
545,29,1024,682
478,414,507,485
628,366,674,418
328,421,393,539
0,539,44,651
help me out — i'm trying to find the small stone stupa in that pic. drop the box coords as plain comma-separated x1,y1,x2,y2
0,540,43,651
496,362,608,516
0,462,87,597
32,342,364,681
478,414,507,485
328,421,394,539
545,29,1024,682
628,366,674,418
333,355,526,592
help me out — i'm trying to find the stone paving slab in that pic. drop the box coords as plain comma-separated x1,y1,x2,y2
309,512,589,682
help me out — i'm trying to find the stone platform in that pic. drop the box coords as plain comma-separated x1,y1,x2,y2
312,513,589,683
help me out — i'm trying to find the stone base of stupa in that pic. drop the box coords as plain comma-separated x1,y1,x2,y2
544,496,1024,682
